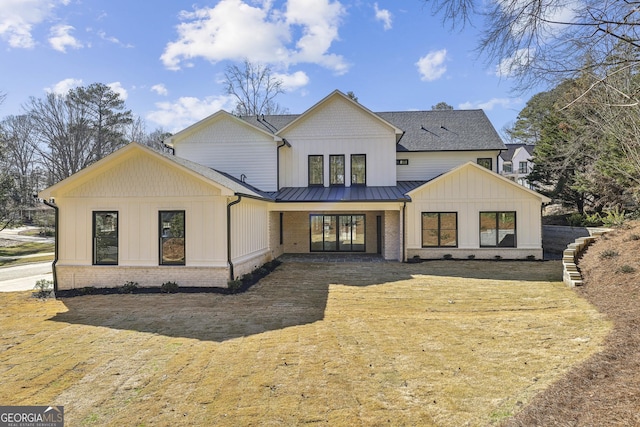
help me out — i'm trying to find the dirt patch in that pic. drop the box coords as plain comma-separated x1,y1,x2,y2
505,221,640,426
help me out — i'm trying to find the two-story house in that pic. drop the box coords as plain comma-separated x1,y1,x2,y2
498,144,535,189
39,90,550,291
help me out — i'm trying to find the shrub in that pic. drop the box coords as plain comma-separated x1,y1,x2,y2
443,254,453,260
467,254,476,260
120,281,139,294
255,267,269,278
161,281,179,293
599,249,619,260
616,265,636,274
601,207,626,227
527,255,536,260
582,212,603,227
33,279,54,298
494,255,502,260
567,213,584,227
227,279,243,292
628,234,640,241
79,286,97,295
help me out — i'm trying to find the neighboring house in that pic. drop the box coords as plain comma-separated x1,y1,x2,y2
39,90,550,291
498,144,536,189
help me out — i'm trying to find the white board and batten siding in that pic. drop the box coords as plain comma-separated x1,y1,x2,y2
396,150,502,181
229,197,271,278
406,163,546,259
279,96,398,187
51,151,234,288
56,152,230,266
174,116,279,192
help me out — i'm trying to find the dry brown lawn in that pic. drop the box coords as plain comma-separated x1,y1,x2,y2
0,260,609,426
506,221,640,426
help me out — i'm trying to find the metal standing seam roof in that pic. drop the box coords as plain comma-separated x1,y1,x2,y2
242,109,505,152
269,181,427,202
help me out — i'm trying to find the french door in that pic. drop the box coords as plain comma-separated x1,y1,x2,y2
310,214,365,252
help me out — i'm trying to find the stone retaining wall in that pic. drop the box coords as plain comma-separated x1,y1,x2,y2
562,228,611,287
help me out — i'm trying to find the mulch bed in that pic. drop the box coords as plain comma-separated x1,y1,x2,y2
505,221,640,426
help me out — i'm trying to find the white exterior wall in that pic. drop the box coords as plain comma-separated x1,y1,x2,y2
279,97,397,187
229,197,271,278
396,151,501,181
53,152,233,289
174,116,279,191
405,165,545,260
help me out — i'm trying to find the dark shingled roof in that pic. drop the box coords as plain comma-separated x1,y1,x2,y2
268,181,427,202
241,109,505,152
377,110,505,152
499,143,535,161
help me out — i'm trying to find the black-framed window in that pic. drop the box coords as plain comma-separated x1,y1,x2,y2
351,154,366,185
93,211,118,265
308,155,323,186
503,162,512,173
422,212,457,247
519,161,528,174
397,159,409,165
479,211,516,247
477,158,492,170
310,214,365,252
329,155,345,186
160,210,185,265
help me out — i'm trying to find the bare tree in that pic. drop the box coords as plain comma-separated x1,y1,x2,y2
0,94,19,230
224,59,287,116
125,116,172,153
27,84,132,183
425,0,640,91
1,115,40,211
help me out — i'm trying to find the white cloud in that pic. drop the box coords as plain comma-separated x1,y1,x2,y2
416,49,448,81
48,24,83,52
458,97,522,111
495,48,532,77
146,95,235,132
97,30,134,48
151,84,169,96
45,77,83,94
161,0,348,75
0,0,65,48
107,82,128,100
374,3,392,30
274,70,309,91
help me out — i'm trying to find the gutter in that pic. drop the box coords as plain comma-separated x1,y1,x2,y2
42,199,59,293
226,195,242,281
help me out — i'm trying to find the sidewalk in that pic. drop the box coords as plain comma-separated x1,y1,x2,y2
0,262,53,292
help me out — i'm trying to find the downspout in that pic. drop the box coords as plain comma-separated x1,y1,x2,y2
42,199,59,292
402,201,407,263
227,195,242,281
276,140,287,190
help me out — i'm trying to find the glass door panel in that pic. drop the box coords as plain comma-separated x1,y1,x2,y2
310,215,324,251
338,215,352,251
352,215,365,251
323,215,337,251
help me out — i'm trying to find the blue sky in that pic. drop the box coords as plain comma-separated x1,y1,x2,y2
0,0,541,136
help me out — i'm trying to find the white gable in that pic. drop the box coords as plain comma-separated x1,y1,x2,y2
172,113,279,192
278,93,398,187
